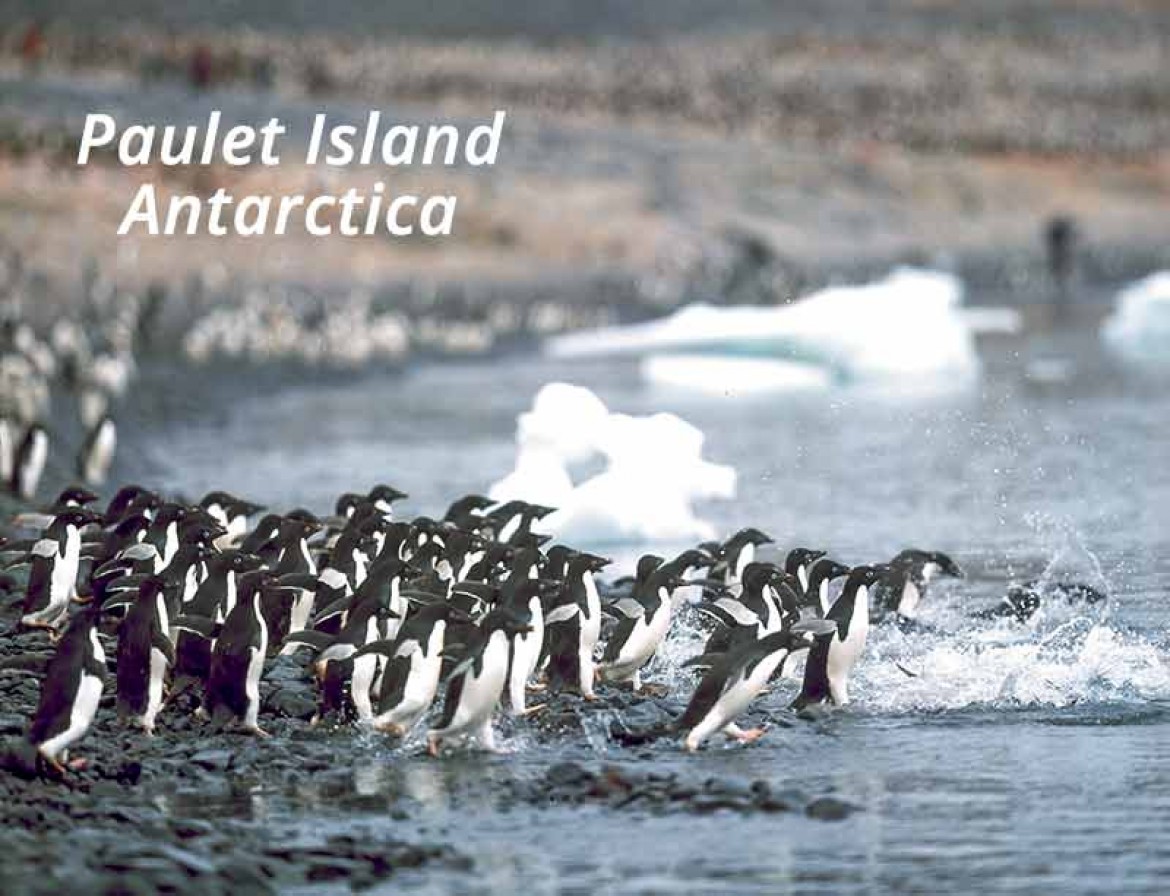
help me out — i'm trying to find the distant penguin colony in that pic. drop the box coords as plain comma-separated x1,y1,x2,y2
2,477,1090,778
1,256,143,500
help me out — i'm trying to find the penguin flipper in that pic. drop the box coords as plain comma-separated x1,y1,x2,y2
152,630,176,665
281,630,335,653
171,615,219,639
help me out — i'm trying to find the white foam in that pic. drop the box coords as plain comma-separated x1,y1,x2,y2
489,383,735,544
547,267,980,386
1102,271,1170,368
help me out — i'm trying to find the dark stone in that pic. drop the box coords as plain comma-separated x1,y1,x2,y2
190,749,234,772
805,795,861,821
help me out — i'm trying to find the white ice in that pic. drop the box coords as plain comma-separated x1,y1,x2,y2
489,382,735,544
1101,271,1170,368
547,267,980,388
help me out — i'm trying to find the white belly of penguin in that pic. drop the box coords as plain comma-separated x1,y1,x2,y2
441,632,509,737
827,596,869,704
244,604,268,727
142,598,170,729
612,602,671,677
49,528,82,614
509,600,544,710
351,618,382,720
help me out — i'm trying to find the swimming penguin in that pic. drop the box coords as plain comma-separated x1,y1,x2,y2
21,507,101,629
875,549,964,621
973,579,1107,624
678,624,833,751
202,571,280,736
598,556,688,692
793,565,889,710
26,606,107,775
543,551,611,698
427,607,531,755
108,575,178,734
360,602,468,736
10,422,48,500
77,414,117,486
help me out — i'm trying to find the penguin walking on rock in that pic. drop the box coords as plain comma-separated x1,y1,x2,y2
544,552,610,699
107,575,178,734
678,623,833,751
20,507,101,629
202,572,278,736
427,607,531,756
793,565,889,710
360,602,466,737
26,606,107,775
598,556,689,692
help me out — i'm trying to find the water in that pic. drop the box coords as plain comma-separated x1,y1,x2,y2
100,327,1170,893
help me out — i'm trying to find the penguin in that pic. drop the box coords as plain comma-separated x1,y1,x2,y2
443,494,494,531
784,547,827,595
173,549,264,687
77,414,117,486
503,574,549,716
26,606,107,775
102,484,161,527
678,624,833,751
366,484,408,518
202,571,278,736
598,556,687,692
11,422,48,500
427,607,531,755
360,602,467,736
0,415,14,485
21,507,101,629
716,527,774,587
108,575,178,734
801,556,852,619
199,490,264,548
544,552,611,698
876,549,964,621
973,579,1107,624
793,565,889,710
693,562,801,663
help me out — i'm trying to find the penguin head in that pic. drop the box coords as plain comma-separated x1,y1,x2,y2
367,483,408,506
847,564,895,592
635,554,665,584
334,492,366,518
55,506,102,530
281,510,323,541
926,551,964,579
725,527,774,553
210,549,264,575
784,547,827,577
55,485,100,508
444,494,493,520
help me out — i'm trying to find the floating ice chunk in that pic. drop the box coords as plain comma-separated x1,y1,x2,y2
1102,272,1170,368
642,354,833,396
488,382,735,544
547,267,979,385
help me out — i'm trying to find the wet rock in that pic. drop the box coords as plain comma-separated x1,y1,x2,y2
265,688,316,721
190,749,233,772
805,795,861,821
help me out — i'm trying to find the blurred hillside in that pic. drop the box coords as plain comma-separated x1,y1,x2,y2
0,0,1167,327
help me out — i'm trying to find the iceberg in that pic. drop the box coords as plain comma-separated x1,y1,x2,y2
642,354,832,396
547,267,979,387
1102,272,1170,368
489,383,735,544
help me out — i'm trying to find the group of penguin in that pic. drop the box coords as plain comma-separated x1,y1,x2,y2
1,481,970,776
0,255,143,502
